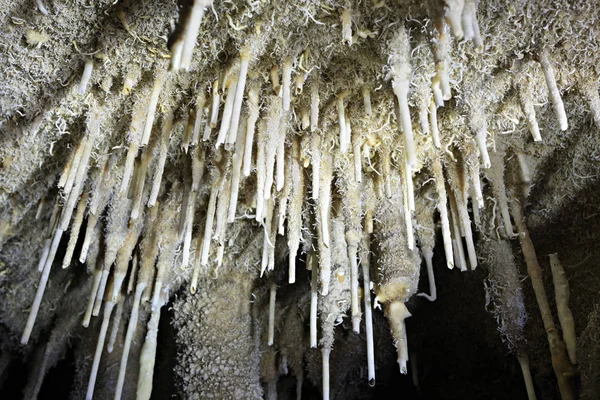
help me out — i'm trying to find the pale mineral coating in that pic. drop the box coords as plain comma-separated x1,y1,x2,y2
374,173,421,304
0,0,600,399
318,215,351,351
413,184,437,253
479,237,528,353
172,271,263,400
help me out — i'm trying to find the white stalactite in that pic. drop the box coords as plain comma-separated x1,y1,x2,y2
85,300,115,400
443,0,465,39
228,116,248,223
361,234,376,386
78,59,94,95
337,94,349,153
362,86,372,117
319,150,332,256
216,77,238,148
83,267,102,328
429,99,441,148
62,192,88,269
148,112,173,207
178,0,212,71
310,81,320,133
385,301,412,374
243,83,260,177
539,50,568,131
287,138,304,284
268,283,276,346
432,156,454,268
114,283,145,400
309,252,318,348
136,295,164,400
417,250,437,301
518,82,542,142
227,53,251,148
141,71,167,146
192,91,206,146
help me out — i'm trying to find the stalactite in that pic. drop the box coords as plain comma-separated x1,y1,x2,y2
374,171,420,374
448,188,468,271
107,296,123,353
360,204,376,385
538,50,568,131
255,109,268,221
192,91,206,146
78,59,94,95
214,175,232,268
415,191,437,301
142,70,168,146
430,14,452,102
446,158,477,269
487,151,516,237
318,149,333,296
121,94,148,197
86,288,116,400
442,0,465,39
310,79,320,133
468,95,492,169
511,201,576,400
549,253,577,365
216,75,238,148
341,153,362,333
517,79,542,142
263,96,284,200
389,26,417,169
267,282,276,346
200,165,223,267
226,49,252,148
362,86,372,117
517,354,537,400
337,92,350,153
309,251,318,349
228,115,248,223
21,105,100,345
173,0,213,71
277,151,292,236
6,3,600,399
181,108,195,153
319,215,351,399
432,155,454,268
61,192,88,269
243,82,261,177
131,144,154,220
287,137,304,284
209,78,221,130
136,293,165,400
93,196,132,317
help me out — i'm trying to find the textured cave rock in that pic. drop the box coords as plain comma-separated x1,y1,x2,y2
1,1,600,399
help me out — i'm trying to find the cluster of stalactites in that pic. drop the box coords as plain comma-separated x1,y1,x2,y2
20,1,597,399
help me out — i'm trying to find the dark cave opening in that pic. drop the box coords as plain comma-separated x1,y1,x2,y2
0,354,27,400
151,297,180,400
